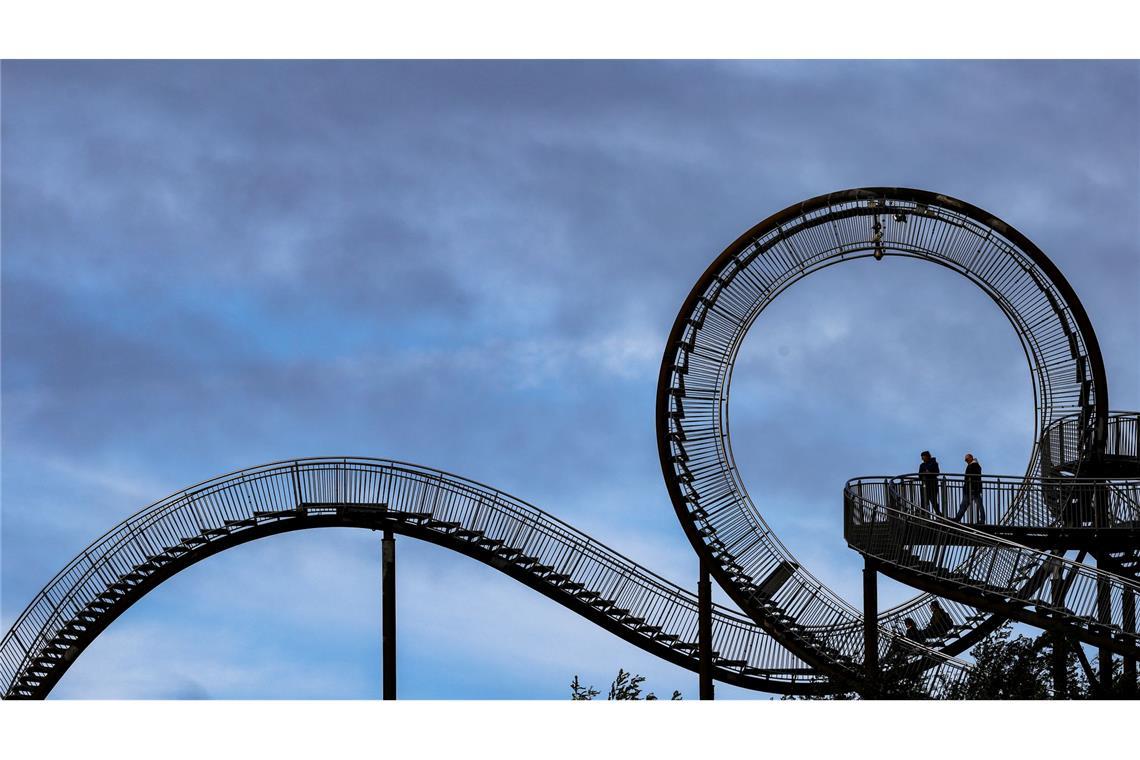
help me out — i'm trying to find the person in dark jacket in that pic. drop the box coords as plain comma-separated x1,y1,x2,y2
922,600,953,640
952,453,985,523
918,451,940,514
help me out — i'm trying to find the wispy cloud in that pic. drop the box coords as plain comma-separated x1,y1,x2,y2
4,60,1137,698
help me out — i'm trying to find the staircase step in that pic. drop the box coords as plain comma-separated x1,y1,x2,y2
179,537,208,546
476,538,504,549
202,528,230,537
253,509,297,519
716,658,747,668
428,520,462,531
454,529,483,539
224,518,257,528
575,590,601,601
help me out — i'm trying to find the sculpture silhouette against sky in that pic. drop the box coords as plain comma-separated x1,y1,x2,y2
3,61,1138,700
4,187,1137,699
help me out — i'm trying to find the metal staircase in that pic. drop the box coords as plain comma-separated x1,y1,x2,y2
0,457,972,700
844,475,1140,659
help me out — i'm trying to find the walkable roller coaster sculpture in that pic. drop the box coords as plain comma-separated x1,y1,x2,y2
4,188,1138,699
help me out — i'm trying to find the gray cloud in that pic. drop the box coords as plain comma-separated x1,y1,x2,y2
3,60,1137,697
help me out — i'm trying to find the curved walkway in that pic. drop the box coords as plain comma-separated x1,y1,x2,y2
0,457,974,699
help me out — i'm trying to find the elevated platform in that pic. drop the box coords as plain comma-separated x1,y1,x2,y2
848,520,1140,551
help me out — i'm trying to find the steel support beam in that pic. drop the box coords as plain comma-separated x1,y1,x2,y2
1050,561,1068,698
698,555,714,700
1095,553,1113,693
1123,587,1136,698
382,530,396,700
862,557,879,698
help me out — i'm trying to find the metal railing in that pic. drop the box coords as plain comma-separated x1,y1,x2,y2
1042,411,1140,473
2,457,828,698
886,472,1140,531
845,477,1140,655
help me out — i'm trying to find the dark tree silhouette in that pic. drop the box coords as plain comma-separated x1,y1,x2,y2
570,669,682,700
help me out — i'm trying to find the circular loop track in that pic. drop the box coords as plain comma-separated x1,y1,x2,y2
656,187,1110,682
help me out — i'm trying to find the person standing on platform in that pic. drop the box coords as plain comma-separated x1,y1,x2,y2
918,451,940,514
953,453,985,524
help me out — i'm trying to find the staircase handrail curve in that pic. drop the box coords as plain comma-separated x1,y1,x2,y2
4,457,873,697
1042,411,1139,469
2,457,975,698
2,456,691,641
885,472,1140,529
843,478,1140,655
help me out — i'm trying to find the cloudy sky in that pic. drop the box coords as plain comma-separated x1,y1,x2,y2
2,60,1138,699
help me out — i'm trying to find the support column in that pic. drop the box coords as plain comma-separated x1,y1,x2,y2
698,555,714,701
1050,560,1068,698
382,530,396,700
1095,553,1113,693
1123,587,1136,698
862,557,879,698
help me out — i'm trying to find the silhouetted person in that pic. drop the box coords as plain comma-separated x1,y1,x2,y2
922,600,952,640
885,617,924,667
918,451,940,514
953,453,985,524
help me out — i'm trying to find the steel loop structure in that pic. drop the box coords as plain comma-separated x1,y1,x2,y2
3,187,1136,699
655,188,1133,687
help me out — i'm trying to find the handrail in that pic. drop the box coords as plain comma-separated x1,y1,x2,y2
887,472,1140,531
3,458,971,698
0,459,826,697
1042,411,1139,471
844,477,1140,656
